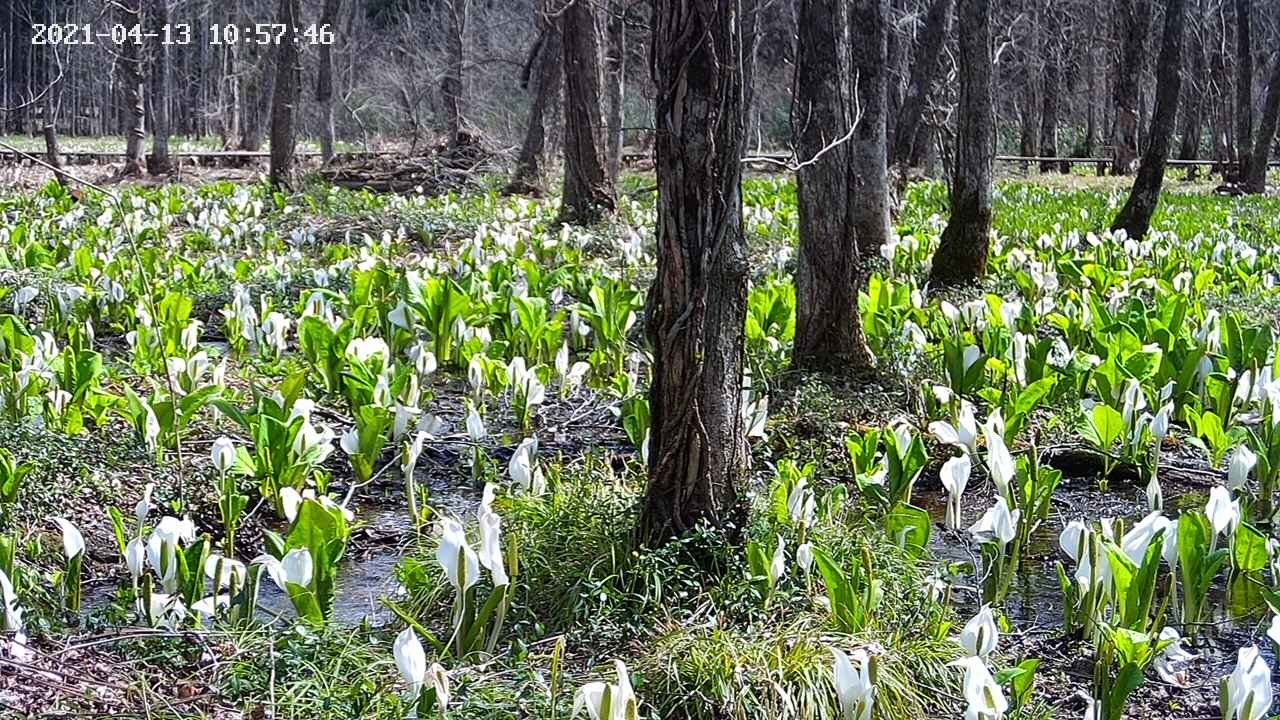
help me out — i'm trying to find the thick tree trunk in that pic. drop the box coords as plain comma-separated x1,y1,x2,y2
891,0,954,169
604,0,626,183
792,0,875,372
1235,0,1253,179
641,0,754,545
1111,0,1150,175
118,0,146,177
148,0,172,175
558,0,615,224
849,0,892,258
927,0,993,288
1112,0,1187,240
508,11,563,194
268,0,303,190
442,0,468,144
317,0,343,163
1244,53,1280,193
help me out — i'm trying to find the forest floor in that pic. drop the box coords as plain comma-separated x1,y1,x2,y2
0,167,1276,718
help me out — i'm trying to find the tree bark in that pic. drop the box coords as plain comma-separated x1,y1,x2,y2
1235,0,1253,179
1244,52,1280,193
927,0,993,288
641,0,754,545
508,7,563,194
849,0,892,258
1111,0,1151,175
268,0,303,190
791,0,875,372
558,0,616,224
317,0,343,163
891,0,954,169
604,0,626,184
1112,0,1187,240
1039,12,1063,173
118,0,146,177
147,0,172,175
442,0,468,144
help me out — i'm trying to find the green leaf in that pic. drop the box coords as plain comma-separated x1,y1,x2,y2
885,502,931,557
1233,523,1271,573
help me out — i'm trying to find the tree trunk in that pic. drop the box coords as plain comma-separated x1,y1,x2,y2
1235,0,1253,179
558,0,615,224
1079,1,1099,157
1244,52,1280,193
891,0,954,169
317,0,343,163
640,0,754,545
1110,0,1150,176
927,0,993,288
442,0,468,144
118,0,146,177
268,0,302,190
508,7,563,194
604,0,626,184
849,0,892,258
1111,0,1187,240
1039,15,1063,173
148,0,172,175
792,0,875,372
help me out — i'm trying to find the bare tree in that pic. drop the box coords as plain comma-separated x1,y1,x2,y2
927,0,994,287
604,0,626,183
1112,0,1188,239
268,0,303,189
317,0,343,162
442,0,469,143
792,0,874,371
117,0,146,177
508,3,563,194
849,0,892,257
1235,0,1253,178
148,0,172,175
558,0,615,224
640,0,755,544
891,0,954,170
1110,0,1151,175
1039,6,1064,172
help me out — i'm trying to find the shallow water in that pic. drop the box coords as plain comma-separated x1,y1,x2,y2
915,475,1276,675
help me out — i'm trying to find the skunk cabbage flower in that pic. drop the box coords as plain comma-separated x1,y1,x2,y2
983,426,1015,498
572,659,637,720
930,402,979,455
958,605,998,659
255,549,314,591
1206,486,1242,538
1224,645,1272,720
787,479,816,528
394,626,427,703
436,517,480,591
769,535,786,587
50,517,85,561
832,647,875,720
969,497,1018,548
477,485,510,587
940,455,971,530
1229,446,1258,491
952,655,1007,720
211,437,237,473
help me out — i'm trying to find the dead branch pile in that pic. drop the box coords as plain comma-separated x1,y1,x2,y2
316,134,503,194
